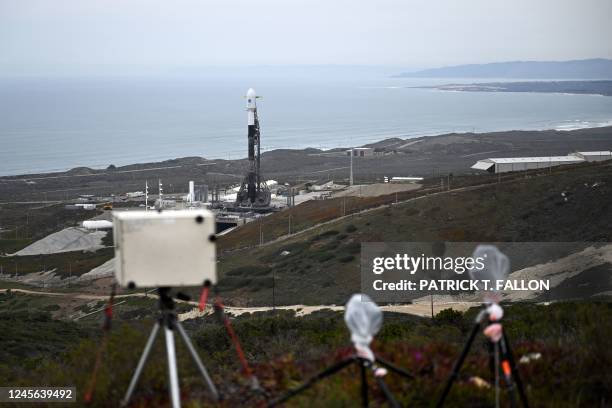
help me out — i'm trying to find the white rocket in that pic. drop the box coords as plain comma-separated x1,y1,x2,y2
236,88,270,207
246,87,257,126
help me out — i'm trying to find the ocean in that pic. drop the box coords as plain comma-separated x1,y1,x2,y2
1,69,612,176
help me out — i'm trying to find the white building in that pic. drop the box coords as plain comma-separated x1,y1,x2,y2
471,155,585,173
126,191,145,198
346,147,374,157
574,151,612,162
390,176,424,183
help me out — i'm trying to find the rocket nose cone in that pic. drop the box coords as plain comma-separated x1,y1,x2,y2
246,88,256,99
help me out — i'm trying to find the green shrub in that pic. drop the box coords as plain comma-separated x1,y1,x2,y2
338,255,355,263
249,277,273,291
405,208,419,216
434,308,463,326
217,276,252,291
320,241,340,251
312,251,334,263
345,224,357,233
226,265,271,277
343,242,361,254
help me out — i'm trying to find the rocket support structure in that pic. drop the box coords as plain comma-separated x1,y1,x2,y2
236,88,271,209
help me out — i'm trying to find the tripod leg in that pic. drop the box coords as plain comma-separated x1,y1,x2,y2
494,342,500,408
503,370,518,408
502,332,529,408
122,322,160,407
435,322,480,408
175,321,219,401
375,355,414,380
268,357,356,407
165,325,181,408
487,340,496,381
360,361,369,408
373,376,401,408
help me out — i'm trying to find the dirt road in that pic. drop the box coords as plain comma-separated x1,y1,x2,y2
0,288,473,321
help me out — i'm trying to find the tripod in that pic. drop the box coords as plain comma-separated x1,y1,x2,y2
435,304,529,408
268,350,413,408
121,288,219,408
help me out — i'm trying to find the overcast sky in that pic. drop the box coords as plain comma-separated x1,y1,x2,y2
1,0,611,76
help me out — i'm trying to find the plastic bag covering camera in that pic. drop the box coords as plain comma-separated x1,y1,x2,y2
468,245,510,299
344,294,382,361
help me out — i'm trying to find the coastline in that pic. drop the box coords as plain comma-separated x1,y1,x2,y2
415,79,612,97
1,125,611,204
1,124,612,179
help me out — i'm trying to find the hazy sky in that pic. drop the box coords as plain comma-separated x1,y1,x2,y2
1,0,611,76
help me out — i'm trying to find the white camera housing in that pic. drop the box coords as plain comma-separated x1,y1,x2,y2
113,210,217,288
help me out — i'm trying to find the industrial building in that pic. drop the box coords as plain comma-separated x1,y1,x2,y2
471,151,611,174
346,147,374,157
574,151,612,162
471,156,584,173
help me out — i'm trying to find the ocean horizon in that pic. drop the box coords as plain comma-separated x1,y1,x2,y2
1,69,612,176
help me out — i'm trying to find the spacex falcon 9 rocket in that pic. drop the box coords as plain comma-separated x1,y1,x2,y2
236,88,271,208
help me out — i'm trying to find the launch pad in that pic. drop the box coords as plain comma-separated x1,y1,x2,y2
235,88,272,210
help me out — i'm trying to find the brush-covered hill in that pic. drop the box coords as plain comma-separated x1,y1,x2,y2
216,160,612,306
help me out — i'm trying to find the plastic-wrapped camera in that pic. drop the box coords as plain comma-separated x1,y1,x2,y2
113,210,217,288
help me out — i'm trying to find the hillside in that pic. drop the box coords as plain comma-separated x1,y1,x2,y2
215,160,612,306
397,58,612,79
1,140,611,408
1,298,610,407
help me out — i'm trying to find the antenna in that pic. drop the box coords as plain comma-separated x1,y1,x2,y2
145,180,149,211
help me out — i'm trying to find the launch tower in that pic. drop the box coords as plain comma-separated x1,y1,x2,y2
235,88,271,209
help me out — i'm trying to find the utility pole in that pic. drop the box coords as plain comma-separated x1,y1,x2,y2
431,294,434,319
288,214,292,235
259,219,263,246
272,269,276,314
349,149,354,186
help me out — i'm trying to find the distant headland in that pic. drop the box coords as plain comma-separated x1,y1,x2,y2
396,58,612,79
416,80,612,97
